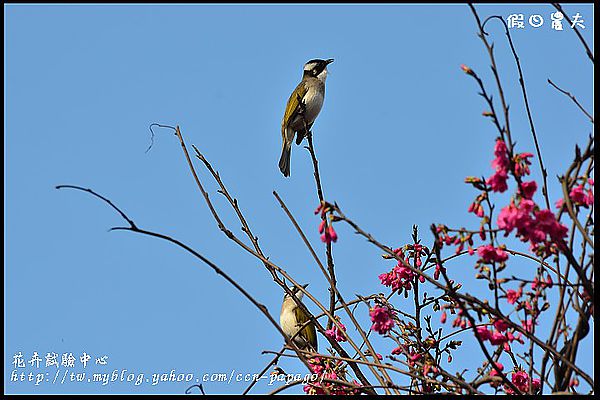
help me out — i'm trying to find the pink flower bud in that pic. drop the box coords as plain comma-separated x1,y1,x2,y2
328,225,338,242
314,203,323,215
318,220,326,234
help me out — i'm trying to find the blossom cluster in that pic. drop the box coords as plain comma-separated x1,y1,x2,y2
369,305,396,335
475,319,524,352
325,317,347,343
378,243,432,298
315,202,338,244
303,357,362,395
477,244,508,264
486,139,534,193
480,139,570,257
497,197,568,257
504,369,541,394
378,248,417,296
556,178,594,209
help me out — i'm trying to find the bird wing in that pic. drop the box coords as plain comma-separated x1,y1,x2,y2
281,81,308,137
294,306,318,351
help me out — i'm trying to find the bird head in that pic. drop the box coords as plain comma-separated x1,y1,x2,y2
303,58,334,82
284,283,309,301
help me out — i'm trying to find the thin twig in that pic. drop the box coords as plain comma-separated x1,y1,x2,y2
304,128,337,332
552,3,594,63
548,79,594,123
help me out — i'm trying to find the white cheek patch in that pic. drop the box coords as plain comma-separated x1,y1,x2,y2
317,67,328,82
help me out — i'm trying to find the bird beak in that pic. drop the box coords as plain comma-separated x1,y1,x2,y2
302,283,310,289
325,59,334,65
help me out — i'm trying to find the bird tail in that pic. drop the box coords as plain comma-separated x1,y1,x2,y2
279,143,292,177
279,127,294,177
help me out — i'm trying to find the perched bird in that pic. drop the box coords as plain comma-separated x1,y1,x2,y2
280,284,318,351
279,58,334,177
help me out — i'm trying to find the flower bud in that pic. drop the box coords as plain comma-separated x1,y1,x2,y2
460,64,474,76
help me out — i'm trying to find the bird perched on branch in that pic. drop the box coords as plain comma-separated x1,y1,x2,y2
279,58,334,177
280,284,318,351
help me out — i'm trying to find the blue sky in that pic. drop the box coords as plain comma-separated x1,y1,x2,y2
5,3,593,394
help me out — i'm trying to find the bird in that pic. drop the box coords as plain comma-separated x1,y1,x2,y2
280,284,318,352
279,58,334,177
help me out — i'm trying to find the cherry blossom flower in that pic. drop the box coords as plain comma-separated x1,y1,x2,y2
521,318,536,333
519,181,537,200
486,139,510,193
476,326,492,341
325,319,347,342
513,152,534,177
489,362,504,388
489,331,508,345
379,264,415,294
569,183,594,208
504,370,541,394
489,362,504,377
369,306,396,335
487,170,509,193
506,288,522,304
493,319,510,332
477,244,509,263
498,199,568,246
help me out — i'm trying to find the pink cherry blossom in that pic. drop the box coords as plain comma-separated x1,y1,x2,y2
477,244,509,263
511,370,530,392
570,183,594,208
520,180,537,200
513,152,533,177
486,139,510,192
476,326,491,341
506,288,522,304
488,362,504,388
570,184,587,204
325,320,347,342
504,370,540,394
379,263,415,294
489,362,504,377
489,331,508,345
369,306,396,335
487,170,509,193
493,319,510,332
